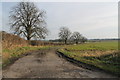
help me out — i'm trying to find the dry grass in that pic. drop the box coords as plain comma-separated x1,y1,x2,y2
1,31,28,49
1,31,54,67
1,31,37,67
78,50,117,57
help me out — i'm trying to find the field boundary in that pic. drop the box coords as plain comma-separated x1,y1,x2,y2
56,51,119,77
3,46,51,69
2,50,35,70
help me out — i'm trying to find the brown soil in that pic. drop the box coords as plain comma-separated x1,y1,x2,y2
2,49,117,78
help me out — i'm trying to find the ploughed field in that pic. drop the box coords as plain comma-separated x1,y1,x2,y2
58,41,120,76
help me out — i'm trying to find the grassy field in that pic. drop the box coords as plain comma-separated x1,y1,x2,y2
58,41,120,76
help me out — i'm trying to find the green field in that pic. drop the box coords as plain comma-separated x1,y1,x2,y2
65,41,118,51
58,41,120,76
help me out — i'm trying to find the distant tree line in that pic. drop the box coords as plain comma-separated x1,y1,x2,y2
89,38,119,42
58,27,87,44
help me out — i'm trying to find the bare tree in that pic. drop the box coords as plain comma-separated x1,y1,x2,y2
70,32,87,44
58,27,71,44
70,32,82,44
81,36,87,43
10,2,48,40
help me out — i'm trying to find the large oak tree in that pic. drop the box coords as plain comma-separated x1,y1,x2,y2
10,2,48,40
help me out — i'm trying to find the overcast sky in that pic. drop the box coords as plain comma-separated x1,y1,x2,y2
1,2,118,40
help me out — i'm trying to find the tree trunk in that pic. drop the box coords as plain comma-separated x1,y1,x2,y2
65,39,67,44
76,41,78,44
27,37,30,40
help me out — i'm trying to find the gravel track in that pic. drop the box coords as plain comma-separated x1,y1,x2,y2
2,49,117,78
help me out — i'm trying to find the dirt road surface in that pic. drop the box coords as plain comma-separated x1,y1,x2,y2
3,49,117,78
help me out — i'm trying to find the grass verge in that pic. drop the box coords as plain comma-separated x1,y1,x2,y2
58,49,120,76
2,46,50,68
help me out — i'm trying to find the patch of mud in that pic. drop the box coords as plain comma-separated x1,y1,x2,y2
36,52,46,58
35,58,44,63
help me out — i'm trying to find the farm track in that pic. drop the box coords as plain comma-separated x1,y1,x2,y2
2,49,117,78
